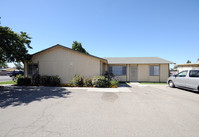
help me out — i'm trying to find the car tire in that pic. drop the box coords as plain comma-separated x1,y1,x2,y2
168,80,175,88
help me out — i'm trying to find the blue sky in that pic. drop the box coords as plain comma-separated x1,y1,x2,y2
1,0,199,67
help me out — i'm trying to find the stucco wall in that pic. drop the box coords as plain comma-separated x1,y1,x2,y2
28,47,104,83
107,64,169,82
160,64,169,82
137,64,169,82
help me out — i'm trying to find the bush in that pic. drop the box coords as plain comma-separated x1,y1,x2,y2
40,75,60,86
32,73,40,86
103,71,114,80
84,78,92,87
92,76,109,87
17,77,31,86
49,76,60,86
71,75,83,87
109,80,119,88
40,75,50,86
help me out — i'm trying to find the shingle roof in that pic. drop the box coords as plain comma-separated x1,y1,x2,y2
32,44,107,62
104,57,174,64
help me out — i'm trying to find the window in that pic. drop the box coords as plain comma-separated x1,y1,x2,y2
189,70,199,77
150,65,160,76
109,66,126,76
176,71,187,77
28,64,38,75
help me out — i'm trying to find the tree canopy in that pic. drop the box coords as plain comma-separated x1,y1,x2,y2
14,62,23,70
0,26,32,64
72,41,89,54
186,60,191,64
0,61,8,68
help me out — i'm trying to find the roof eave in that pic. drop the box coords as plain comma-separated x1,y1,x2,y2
31,44,107,62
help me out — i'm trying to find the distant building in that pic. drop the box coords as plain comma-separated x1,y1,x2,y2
177,59,199,72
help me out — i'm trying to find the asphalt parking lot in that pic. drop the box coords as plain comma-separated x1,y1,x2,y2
0,84,199,137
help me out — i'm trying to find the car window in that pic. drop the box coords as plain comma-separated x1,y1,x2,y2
189,70,199,77
176,71,188,77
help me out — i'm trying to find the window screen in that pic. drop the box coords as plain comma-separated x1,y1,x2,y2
109,66,126,76
150,65,160,76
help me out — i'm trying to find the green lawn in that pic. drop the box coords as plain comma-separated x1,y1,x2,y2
0,81,16,85
139,82,167,84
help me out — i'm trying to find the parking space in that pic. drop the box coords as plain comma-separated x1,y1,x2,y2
0,85,199,137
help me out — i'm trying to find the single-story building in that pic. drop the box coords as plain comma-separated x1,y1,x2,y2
177,59,199,72
25,44,173,83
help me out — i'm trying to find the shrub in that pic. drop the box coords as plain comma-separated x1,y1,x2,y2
71,75,83,87
103,71,114,80
109,80,119,88
32,73,40,86
92,76,109,87
17,77,31,86
84,78,92,87
49,76,60,86
40,75,50,86
40,75,60,86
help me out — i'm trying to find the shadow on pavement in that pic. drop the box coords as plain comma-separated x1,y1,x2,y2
0,86,71,108
118,83,131,87
177,87,199,94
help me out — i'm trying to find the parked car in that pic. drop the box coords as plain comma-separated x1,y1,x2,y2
167,70,199,91
7,70,24,77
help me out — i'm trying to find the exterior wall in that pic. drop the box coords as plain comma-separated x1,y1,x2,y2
160,64,169,82
137,64,159,82
28,47,106,83
108,64,169,82
137,64,169,82
126,64,130,81
177,66,199,72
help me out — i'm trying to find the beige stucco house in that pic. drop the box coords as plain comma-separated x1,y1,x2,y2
25,44,173,83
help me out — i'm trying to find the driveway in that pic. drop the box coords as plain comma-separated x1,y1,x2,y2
0,85,199,137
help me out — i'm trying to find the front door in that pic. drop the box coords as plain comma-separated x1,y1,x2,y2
130,65,138,81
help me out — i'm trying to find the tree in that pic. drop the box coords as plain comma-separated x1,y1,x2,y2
0,26,32,64
72,41,89,54
0,61,8,68
14,62,23,70
173,65,178,69
186,60,191,64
